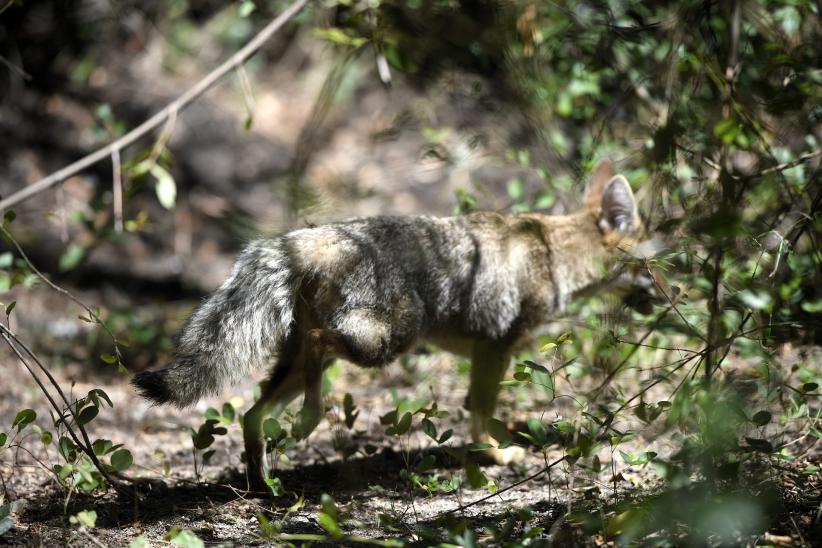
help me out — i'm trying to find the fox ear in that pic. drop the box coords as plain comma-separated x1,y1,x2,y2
584,160,616,211
598,175,637,233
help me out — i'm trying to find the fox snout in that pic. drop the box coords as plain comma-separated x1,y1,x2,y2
622,268,662,314
613,238,671,314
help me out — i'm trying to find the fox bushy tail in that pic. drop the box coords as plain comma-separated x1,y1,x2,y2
132,239,296,407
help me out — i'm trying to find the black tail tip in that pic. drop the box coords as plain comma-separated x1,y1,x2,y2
131,369,172,405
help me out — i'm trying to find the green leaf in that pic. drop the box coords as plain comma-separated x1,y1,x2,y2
110,448,134,471
152,165,177,209
221,402,235,423
487,418,511,444
257,512,281,540
320,493,338,521
238,0,255,17
12,409,36,431
100,353,117,364
92,439,114,455
77,405,99,425
69,510,97,529
527,418,548,445
745,437,774,453
263,418,282,440
40,431,53,445
129,536,150,548
88,389,114,408
265,477,285,497
751,410,772,426
192,432,214,450
620,450,657,465
394,412,412,436
312,27,367,49
0,253,12,269
0,432,5,447
438,429,453,444
738,290,772,310
3,210,16,226
59,244,86,272
507,178,524,202
317,512,342,538
522,360,549,373
169,530,204,548
465,460,486,489
539,342,557,353
416,454,436,472
59,436,76,460
379,410,397,426
421,418,437,440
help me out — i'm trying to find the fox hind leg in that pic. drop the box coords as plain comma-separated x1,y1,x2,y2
243,337,302,492
292,328,346,440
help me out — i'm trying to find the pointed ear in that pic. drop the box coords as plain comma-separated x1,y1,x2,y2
599,175,638,233
584,160,616,211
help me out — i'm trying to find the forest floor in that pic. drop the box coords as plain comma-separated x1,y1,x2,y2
2,6,820,544
1,293,820,546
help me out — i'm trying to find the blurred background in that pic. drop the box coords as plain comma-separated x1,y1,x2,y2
0,1,820,544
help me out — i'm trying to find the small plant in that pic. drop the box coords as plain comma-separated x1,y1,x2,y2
190,402,235,480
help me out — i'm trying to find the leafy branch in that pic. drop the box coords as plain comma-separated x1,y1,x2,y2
0,0,310,214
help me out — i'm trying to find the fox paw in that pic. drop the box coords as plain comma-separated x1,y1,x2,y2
486,445,526,465
292,407,321,440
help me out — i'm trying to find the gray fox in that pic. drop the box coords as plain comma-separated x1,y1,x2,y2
133,160,655,491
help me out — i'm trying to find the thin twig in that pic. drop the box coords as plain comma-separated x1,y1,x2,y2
112,148,123,233
0,54,31,81
0,0,310,212
438,456,566,517
0,225,119,352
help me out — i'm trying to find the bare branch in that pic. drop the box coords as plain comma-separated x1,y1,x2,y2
112,149,123,233
0,0,310,212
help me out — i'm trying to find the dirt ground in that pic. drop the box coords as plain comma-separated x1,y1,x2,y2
1,296,820,546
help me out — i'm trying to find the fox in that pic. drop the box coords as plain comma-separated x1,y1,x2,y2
133,160,656,491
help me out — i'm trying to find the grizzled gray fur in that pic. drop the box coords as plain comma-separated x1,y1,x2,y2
133,161,657,491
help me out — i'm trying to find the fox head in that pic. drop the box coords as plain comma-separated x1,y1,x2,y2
571,160,666,313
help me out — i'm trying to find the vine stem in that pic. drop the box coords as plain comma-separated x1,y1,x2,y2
438,455,566,518
0,324,127,493
0,0,310,212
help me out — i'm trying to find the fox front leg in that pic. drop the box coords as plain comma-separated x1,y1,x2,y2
468,340,526,465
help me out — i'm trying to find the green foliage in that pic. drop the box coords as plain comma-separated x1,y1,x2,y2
342,392,359,429
69,510,97,529
165,528,205,548
0,504,13,537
